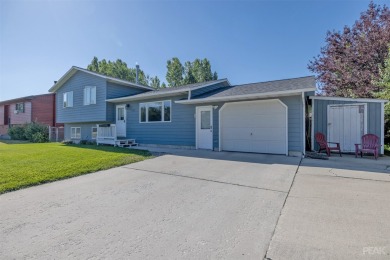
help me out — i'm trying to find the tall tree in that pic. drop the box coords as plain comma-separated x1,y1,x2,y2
308,2,390,98
166,57,184,87
167,57,218,86
150,76,161,89
86,56,158,86
375,46,390,139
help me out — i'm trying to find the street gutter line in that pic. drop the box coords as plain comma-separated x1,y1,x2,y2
263,158,302,260
122,166,288,194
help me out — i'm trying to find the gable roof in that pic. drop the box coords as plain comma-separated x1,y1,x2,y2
106,78,231,103
48,66,154,93
176,76,316,104
0,93,54,106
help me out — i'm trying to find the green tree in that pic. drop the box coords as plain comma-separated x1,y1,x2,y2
87,56,157,86
167,57,219,87
166,57,184,87
375,46,390,140
161,82,167,88
150,76,161,89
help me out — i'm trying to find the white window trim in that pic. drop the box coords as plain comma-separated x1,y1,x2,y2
139,100,172,123
63,91,73,108
84,86,96,105
91,127,97,140
71,127,81,139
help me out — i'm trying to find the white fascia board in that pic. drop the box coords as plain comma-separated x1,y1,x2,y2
49,66,154,93
175,88,315,104
309,96,388,103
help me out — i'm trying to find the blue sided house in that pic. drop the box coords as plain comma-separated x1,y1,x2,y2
49,66,386,156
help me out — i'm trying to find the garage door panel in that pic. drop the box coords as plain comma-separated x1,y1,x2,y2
222,114,285,128
251,128,286,140
223,140,252,152
221,100,287,155
251,141,286,154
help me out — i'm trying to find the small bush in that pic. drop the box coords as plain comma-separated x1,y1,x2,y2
79,140,88,145
25,123,49,142
8,125,27,140
31,132,47,143
61,140,73,145
8,122,48,142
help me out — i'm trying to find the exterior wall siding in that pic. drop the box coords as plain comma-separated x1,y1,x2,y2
123,94,304,153
124,95,196,147
31,94,56,126
106,82,148,122
0,105,4,126
10,102,32,125
190,82,227,98
313,99,382,152
64,122,102,141
56,71,108,123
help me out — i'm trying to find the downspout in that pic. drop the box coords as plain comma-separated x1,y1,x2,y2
302,92,306,156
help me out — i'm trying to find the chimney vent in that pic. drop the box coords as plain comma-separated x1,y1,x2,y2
54,81,57,84
135,63,140,84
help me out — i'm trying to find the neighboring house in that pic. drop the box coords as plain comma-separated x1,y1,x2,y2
50,66,317,156
0,93,57,137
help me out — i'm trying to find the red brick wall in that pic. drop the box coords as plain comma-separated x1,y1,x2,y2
31,93,56,126
10,102,32,125
0,105,4,126
0,125,8,135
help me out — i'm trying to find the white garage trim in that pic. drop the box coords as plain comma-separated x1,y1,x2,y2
311,99,315,151
381,102,385,154
302,92,306,156
219,99,288,155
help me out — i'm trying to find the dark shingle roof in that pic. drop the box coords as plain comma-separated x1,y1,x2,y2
106,78,230,102
191,76,315,100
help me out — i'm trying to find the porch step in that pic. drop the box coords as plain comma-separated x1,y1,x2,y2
115,139,138,148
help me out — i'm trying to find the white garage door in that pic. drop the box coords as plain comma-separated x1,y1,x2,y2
220,99,288,155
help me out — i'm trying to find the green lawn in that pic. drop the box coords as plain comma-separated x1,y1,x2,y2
0,141,152,194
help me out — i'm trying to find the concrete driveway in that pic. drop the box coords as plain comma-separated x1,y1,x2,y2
266,155,390,260
0,151,300,259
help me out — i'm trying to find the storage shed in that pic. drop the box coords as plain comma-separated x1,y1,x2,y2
310,96,387,154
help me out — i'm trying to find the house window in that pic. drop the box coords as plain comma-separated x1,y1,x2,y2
91,127,97,139
63,91,73,108
139,100,171,123
15,103,25,113
84,86,96,105
71,127,81,139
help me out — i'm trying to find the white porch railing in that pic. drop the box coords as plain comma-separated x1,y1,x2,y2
96,124,117,145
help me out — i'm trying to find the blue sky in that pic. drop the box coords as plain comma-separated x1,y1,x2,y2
0,0,387,100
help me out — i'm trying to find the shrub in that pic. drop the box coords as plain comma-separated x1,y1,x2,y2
31,132,47,143
79,140,88,145
61,140,73,145
8,125,27,140
8,122,49,142
25,123,49,142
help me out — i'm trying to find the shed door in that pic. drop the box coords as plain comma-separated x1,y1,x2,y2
220,99,287,155
328,104,365,152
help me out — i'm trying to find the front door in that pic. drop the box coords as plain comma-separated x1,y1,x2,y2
328,104,366,152
196,106,213,149
116,105,126,137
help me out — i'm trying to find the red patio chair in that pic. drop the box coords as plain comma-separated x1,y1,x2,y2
355,134,380,160
315,132,342,157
